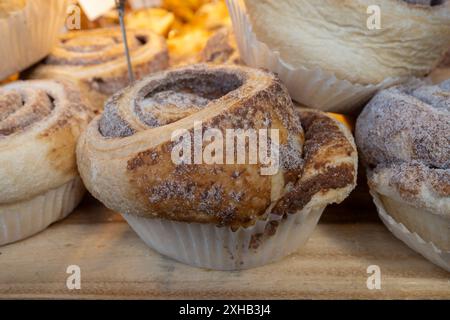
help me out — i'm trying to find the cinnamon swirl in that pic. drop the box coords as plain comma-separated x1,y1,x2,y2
356,80,450,271
77,64,357,269
28,28,169,112
0,80,92,245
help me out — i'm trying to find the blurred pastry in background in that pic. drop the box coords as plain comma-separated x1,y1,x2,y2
27,28,169,112
162,0,209,22
166,0,232,65
168,27,210,65
190,0,231,30
125,8,175,36
355,79,450,271
200,27,241,64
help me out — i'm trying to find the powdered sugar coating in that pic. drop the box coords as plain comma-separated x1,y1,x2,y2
356,80,450,169
356,79,450,212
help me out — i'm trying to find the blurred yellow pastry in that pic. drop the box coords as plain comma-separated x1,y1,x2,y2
162,0,208,22
168,26,210,65
125,8,175,36
192,1,231,30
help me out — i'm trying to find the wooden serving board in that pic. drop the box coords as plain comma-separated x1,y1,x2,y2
0,186,449,300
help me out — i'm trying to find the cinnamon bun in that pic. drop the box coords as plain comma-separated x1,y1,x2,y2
0,80,93,245
76,64,357,269
356,80,450,271
28,28,169,112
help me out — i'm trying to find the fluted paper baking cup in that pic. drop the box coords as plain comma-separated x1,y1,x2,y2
123,205,325,270
226,0,403,113
0,0,69,80
371,191,450,272
0,177,85,246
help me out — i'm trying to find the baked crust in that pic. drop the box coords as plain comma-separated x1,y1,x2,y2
27,28,169,112
77,64,357,228
356,80,450,216
243,0,450,84
0,80,93,204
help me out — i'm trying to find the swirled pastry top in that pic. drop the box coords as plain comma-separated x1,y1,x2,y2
356,80,450,215
77,64,357,228
29,28,169,95
0,80,92,204
243,0,450,84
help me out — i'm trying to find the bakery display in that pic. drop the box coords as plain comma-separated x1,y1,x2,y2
227,0,450,113
0,0,69,80
355,80,450,271
0,80,93,245
1,0,449,299
76,64,357,269
27,28,169,112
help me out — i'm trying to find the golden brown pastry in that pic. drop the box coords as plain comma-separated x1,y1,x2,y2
0,80,92,245
356,79,450,271
242,0,450,85
76,64,357,269
28,28,169,112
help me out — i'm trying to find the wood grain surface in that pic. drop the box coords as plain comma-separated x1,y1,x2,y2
0,185,449,300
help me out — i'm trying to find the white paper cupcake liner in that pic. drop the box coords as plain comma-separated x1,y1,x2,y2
0,0,69,80
0,177,85,246
371,191,450,272
226,0,402,114
123,205,325,270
